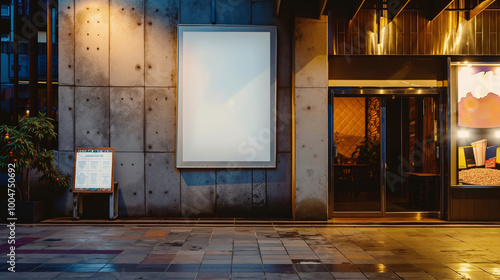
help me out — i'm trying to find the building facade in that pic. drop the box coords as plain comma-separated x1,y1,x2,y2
56,0,500,221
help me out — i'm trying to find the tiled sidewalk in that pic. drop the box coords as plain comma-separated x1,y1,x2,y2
1,224,500,279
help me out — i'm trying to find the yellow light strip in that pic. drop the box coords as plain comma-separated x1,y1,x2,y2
328,80,446,87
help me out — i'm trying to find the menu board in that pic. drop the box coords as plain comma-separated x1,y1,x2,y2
73,148,115,193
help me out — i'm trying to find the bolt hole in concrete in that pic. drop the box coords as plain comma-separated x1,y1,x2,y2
68,107,72,111
67,6,70,9
87,131,89,134
68,65,71,68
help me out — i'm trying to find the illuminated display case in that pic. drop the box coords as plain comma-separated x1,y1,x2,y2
450,62,500,186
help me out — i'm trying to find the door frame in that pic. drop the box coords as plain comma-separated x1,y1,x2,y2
329,87,445,218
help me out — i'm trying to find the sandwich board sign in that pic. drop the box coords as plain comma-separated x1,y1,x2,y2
73,148,115,193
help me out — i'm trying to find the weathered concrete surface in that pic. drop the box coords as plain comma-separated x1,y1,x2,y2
145,88,176,152
252,169,266,212
180,170,216,218
180,0,211,24
267,152,292,218
58,0,75,86
52,151,75,217
276,13,292,89
145,153,180,216
58,86,75,152
110,87,144,152
251,0,274,25
75,87,110,148
294,16,328,220
145,0,178,87
114,152,145,216
59,0,296,219
216,0,251,24
74,0,109,86
252,1,292,88
294,16,328,88
110,0,145,86
215,170,252,217
294,88,328,220
277,87,291,153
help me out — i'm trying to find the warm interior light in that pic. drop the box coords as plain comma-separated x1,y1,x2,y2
458,130,469,138
495,131,500,138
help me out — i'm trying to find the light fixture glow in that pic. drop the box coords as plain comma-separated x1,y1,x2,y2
495,131,500,138
458,130,469,138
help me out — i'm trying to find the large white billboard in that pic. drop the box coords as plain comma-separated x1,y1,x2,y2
177,25,277,168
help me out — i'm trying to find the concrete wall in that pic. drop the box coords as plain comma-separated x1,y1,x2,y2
57,0,294,218
293,16,329,220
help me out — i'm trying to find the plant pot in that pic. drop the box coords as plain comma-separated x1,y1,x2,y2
2,200,46,223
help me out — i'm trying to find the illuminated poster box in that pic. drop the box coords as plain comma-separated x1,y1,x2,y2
177,25,277,168
73,148,115,193
451,62,500,186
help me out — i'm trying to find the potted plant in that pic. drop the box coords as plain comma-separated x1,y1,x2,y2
351,137,381,185
0,113,70,223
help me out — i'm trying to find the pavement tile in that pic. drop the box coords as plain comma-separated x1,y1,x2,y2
3,224,500,279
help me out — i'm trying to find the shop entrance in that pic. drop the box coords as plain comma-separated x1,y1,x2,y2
329,90,442,216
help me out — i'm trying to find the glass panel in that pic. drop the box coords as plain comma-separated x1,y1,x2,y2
333,97,381,211
385,96,440,212
451,63,500,186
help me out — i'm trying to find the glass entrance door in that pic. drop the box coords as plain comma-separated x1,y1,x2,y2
330,93,441,215
331,96,382,212
385,96,440,212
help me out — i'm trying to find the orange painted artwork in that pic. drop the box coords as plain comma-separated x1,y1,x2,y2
457,65,500,128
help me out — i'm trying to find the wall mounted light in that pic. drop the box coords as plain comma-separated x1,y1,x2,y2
495,131,500,138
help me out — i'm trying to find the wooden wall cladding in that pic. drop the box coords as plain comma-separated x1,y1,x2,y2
450,188,500,221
